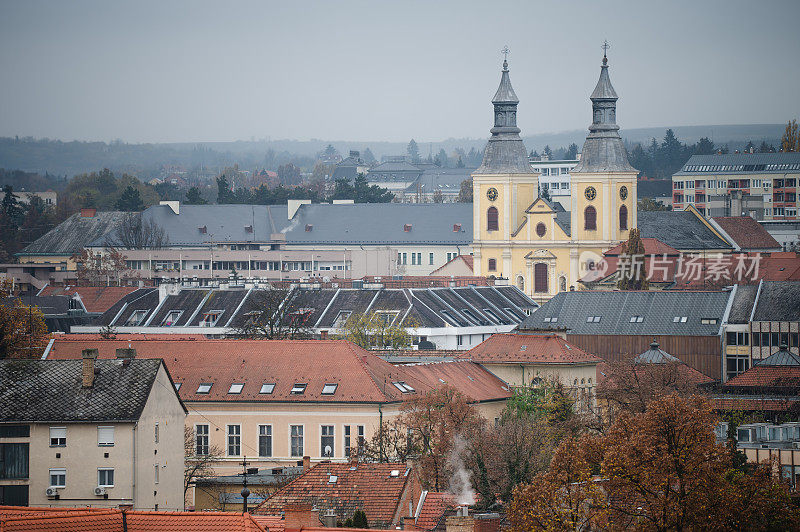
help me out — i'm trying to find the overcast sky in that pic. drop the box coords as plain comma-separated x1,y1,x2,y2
1,0,799,144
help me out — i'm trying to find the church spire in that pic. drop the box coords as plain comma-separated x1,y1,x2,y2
475,51,531,174
572,45,636,173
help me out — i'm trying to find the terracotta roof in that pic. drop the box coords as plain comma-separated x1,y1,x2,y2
414,492,455,530
459,333,602,365
713,396,800,412
712,217,781,251
0,507,265,532
724,367,800,388
252,515,285,532
44,337,510,404
37,286,139,313
602,238,681,257
398,361,512,402
254,462,412,527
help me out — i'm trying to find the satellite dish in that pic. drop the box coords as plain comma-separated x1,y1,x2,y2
324,446,332,457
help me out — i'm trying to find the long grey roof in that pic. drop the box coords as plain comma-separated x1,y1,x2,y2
95,204,291,247
674,153,800,176
0,359,166,422
519,290,731,336
727,284,759,324
21,211,129,255
755,346,800,366
752,281,800,322
638,210,732,250
284,203,472,245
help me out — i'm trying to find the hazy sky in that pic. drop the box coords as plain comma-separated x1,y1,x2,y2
1,0,799,144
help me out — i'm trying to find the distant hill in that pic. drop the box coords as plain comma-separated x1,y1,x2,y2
0,123,785,180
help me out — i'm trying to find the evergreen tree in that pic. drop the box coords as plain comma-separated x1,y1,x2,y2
456,156,465,168
694,137,716,155
216,175,231,204
362,147,376,164
539,184,551,202
351,510,368,529
185,186,208,205
114,185,145,211
407,139,420,163
542,145,552,158
564,143,579,160
617,228,649,290
1,186,24,226
435,148,448,167
758,141,776,153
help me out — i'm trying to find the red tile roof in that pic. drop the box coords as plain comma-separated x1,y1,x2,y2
713,396,800,412
414,492,455,530
724,366,800,388
254,462,413,527
603,238,681,257
398,361,512,403
45,337,510,404
37,286,139,313
0,507,265,532
459,333,602,365
596,360,714,387
712,217,781,251
252,515,285,532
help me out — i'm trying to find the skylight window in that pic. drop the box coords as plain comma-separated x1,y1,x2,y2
321,383,338,395
701,318,717,325
543,317,559,323
438,378,446,384
290,383,307,394
392,381,415,393
586,316,601,323
629,316,644,323
390,470,400,477
259,383,275,394
328,475,338,483
228,383,244,394
174,383,182,391
673,316,688,323
197,383,213,394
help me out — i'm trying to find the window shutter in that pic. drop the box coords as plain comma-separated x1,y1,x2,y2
98,426,115,445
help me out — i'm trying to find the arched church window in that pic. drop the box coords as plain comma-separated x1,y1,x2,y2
619,205,628,230
559,276,567,292
584,206,597,231
536,222,546,237
516,275,524,291
487,207,499,231
534,263,548,293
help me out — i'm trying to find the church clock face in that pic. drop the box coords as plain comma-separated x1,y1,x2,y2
620,186,628,200
487,187,498,201
584,186,597,201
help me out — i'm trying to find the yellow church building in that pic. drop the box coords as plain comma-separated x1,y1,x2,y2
472,52,638,302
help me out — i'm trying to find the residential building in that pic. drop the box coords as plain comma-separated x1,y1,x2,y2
429,255,474,277
42,338,512,486
471,53,638,302
254,462,419,529
0,350,186,508
74,284,537,350
671,152,800,219
12,190,57,206
331,151,371,181
519,290,733,379
0,293,96,332
709,216,782,252
458,332,602,412
36,286,140,313
194,465,303,512
529,157,578,211
760,219,800,251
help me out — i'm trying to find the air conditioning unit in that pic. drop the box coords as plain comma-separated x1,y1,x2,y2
45,487,59,498
792,441,800,450
94,486,106,496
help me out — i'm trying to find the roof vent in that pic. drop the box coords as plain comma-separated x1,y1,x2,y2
390,470,400,477
198,225,207,234
404,224,412,232
305,224,313,232
80,208,97,218
453,223,462,232
244,225,253,233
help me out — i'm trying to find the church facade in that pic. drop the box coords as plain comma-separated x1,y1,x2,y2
472,52,638,301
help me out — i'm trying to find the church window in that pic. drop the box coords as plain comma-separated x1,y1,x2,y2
534,263,548,293
584,206,597,231
487,207,499,231
488,259,497,272
516,275,524,291
536,223,546,237
619,205,628,230
559,276,567,292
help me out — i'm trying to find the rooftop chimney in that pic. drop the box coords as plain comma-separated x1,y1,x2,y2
303,455,311,472
446,509,474,532
159,200,180,215
116,348,136,366
284,503,319,532
288,199,312,219
82,349,99,388
80,207,97,218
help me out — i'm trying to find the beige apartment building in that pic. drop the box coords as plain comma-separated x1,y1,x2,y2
0,351,186,509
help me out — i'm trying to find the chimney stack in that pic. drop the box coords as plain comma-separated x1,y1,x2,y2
116,348,136,366
302,455,311,472
82,349,99,388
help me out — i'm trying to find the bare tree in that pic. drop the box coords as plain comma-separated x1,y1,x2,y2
71,248,137,286
232,288,313,339
106,212,168,249
184,425,224,510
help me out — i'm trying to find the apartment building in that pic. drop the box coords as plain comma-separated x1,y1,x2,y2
529,157,578,211
0,351,186,508
672,153,800,219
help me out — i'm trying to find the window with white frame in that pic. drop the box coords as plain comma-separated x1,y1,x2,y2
429,252,434,265
161,310,183,326
200,311,223,327
321,425,334,457
97,426,114,446
49,468,66,487
357,425,365,453
126,310,148,326
98,468,114,487
227,425,241,456
49,427,66,447
290,425,304,457
259,383,275,394
259,425,272,457
154,464,159,484
344,425,352,457
195,425,209,455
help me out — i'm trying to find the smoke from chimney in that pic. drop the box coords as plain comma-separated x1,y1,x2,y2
446,435,475,506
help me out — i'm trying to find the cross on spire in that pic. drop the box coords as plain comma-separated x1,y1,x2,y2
601,40,610,64
501,46,510,60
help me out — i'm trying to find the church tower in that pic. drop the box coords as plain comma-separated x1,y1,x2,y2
472,56,538,278
570,48,638,245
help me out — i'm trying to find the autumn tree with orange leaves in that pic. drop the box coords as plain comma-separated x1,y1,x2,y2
0,281,49,359
509,394,799,531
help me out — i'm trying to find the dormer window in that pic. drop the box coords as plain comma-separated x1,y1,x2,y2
333,311,352,328
291,383,307,395
305,224,313,232
404,224,412,232
197,383,213,394
174,383,182,391
200,311,223,327
453,223,462,232
259,383,275,394
244,225,253,233
126,309,148,326
162,310,183,327
198,225,207,234
321,383,338,395
228,383,244,394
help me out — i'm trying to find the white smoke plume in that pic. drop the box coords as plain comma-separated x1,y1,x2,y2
446,434,475,506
